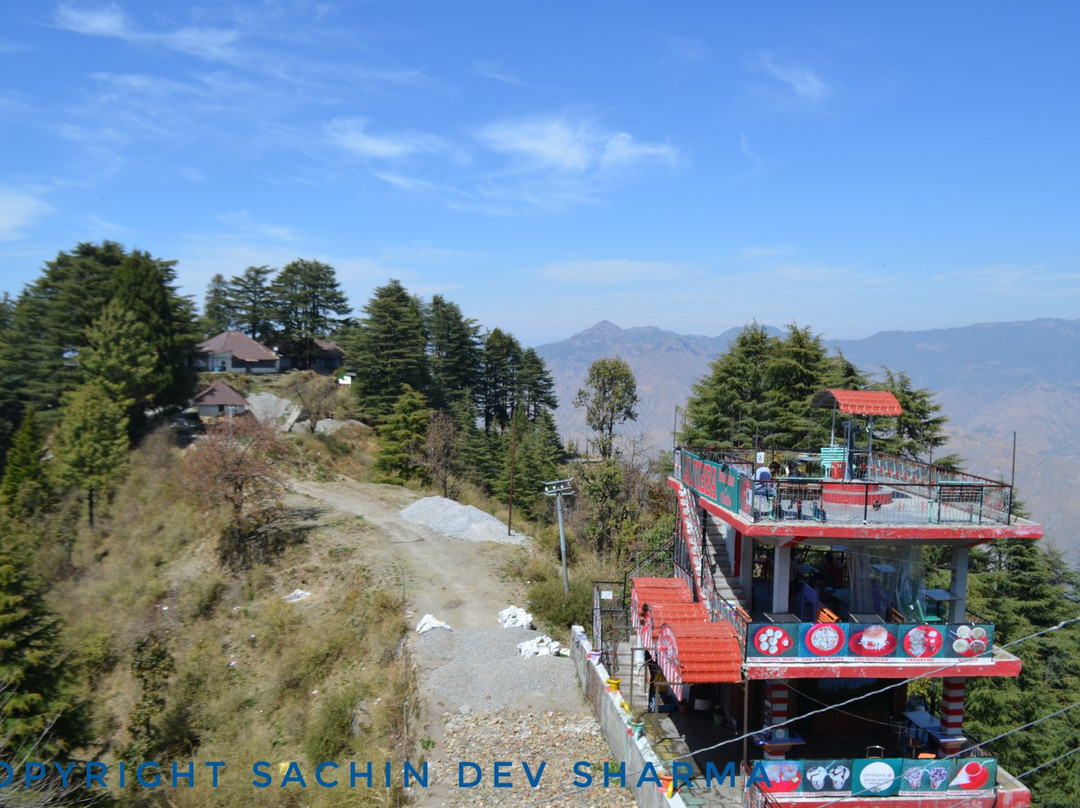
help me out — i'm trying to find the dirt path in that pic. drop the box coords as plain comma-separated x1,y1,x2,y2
287,478,635,808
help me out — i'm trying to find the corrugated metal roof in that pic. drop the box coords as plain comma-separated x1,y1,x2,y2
198,330,280,362
192,380,249,407
631,577,692,598
659,622,743,684
643,601,708,644
812,389,903,417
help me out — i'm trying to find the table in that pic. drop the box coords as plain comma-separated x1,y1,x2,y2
924,588,957,621
764,612,800,623
903,710,967,754
752,729,806,758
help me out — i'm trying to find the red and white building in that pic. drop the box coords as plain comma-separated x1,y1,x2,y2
634,389,1039,807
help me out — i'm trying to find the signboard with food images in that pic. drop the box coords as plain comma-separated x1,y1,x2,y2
801,760,854,795
758,760,803,793
947,624,995,658
852,758,902,797
747,622,995,661
899,759,951,794
946,758,997,794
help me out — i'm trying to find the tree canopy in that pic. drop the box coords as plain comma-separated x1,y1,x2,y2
573,357,639,460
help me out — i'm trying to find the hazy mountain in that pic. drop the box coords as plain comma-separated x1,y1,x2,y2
536,318,1080,556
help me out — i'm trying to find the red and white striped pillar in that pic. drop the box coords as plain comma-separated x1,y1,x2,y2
941,678,966,736
764,679,790,759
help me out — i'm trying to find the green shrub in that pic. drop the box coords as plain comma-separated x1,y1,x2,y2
303,686,361,762
527,575,593,633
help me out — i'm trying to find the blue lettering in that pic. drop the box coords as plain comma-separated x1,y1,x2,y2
572,761,592,787
350,762,372,787
315,762,337,788
636,762,661,788
172,761,194,787
384,761,392,788
137,763,160,788
705,761,737,787
86,762,107,788
522,761,545,788
252,762,271,788
280,762,306,787
205,761,225,787
493,761,512,788
748,761,773,787
24,762,45,787
53,762,76,789
672,761,693,790
604,761,626,788
458,762,482,787
0,762,11,787
403,761,427,788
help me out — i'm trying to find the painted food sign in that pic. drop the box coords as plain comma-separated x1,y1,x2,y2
853,758,902,797
754,757,996,796
747,622,994,661
802,760,853,795
899,758,996,795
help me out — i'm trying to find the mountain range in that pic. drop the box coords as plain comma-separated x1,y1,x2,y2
535,318,1080,557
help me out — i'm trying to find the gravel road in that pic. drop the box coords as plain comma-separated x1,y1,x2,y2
288,478,636,808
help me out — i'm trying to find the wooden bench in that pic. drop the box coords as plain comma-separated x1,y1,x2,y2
816,606,839,623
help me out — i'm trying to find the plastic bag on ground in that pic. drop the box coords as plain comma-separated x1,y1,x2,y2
517,636,562,657
415,614,452,633
498,605,534,629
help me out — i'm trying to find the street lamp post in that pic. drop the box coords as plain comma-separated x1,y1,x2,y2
543,478,574,595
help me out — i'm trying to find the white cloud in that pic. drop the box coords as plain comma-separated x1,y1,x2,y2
53,3,239,61
0,188,52,241
469,60,528,87
327,117,445,159
478,115,679,175
755,51,832,105
215,210,299,242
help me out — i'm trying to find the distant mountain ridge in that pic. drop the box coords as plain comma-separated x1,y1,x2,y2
536,318,1080,555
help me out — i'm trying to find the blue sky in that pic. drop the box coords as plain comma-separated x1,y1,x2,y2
3,2,1079,346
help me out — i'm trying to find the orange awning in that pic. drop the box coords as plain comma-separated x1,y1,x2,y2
812,389,903,417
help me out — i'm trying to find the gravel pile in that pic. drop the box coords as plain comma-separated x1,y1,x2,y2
430,709,637,807
247,392,301,430
400,497,528,545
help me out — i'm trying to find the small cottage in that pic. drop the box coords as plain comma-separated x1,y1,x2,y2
195,331,280,374
192,381,249,418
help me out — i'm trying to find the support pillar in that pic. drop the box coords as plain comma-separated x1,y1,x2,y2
941,678,966,736
950,547,969,623
763,679,790,759
772,544,792,613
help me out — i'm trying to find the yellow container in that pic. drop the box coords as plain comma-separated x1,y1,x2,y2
606,677,621,692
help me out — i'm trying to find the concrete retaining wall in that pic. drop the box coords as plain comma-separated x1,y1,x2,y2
570,626,689,808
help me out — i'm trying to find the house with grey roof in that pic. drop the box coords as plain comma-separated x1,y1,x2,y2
194,330,280,374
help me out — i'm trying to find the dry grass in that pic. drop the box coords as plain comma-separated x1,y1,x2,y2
47,426,414,807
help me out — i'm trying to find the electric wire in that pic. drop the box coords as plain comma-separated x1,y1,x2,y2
519,614,1080,807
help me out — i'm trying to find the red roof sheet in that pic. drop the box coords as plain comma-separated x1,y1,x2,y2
812,389,903,417
198,330,280,362
642,601,708,644
658,622,742,684
192,380,249,407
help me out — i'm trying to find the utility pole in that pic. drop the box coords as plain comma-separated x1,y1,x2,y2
544,478,574,595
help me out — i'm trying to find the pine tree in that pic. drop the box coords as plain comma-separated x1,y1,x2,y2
765,324,830,450
350,280,429,418
517,348,558,421
0,409,50,519
51,381,129,526
202,273,235,336
683,322,775,447
81,300,158,408
0,536,79,759
226,266,278,342
424,295,480,411
111,251,196,411
272,259,351,369
478,329,521,433
873,369,954,463
374,386,432,481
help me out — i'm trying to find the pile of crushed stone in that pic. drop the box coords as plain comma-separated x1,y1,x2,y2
399,496,528,545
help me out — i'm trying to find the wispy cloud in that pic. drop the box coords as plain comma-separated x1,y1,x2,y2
737,133,761,176
533,259,697,287
478,116,678,174
469,60,528,87
53,3,240,61
0,188,52,241
739,244,793,260
216,210,299,242
327,117,446,159
754,51,832,105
